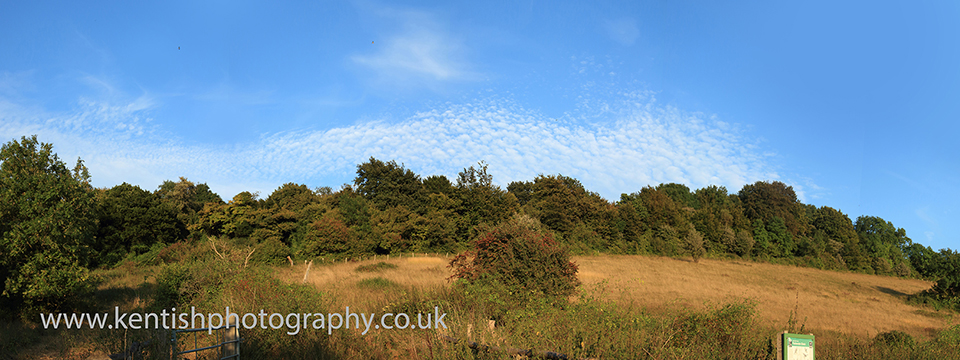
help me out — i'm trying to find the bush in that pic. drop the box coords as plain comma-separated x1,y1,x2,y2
449,217,580,300
874,330,915,348
250,237,292,265
355,262,398,272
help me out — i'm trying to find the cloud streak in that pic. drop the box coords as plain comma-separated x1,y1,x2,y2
351,9,477,87
1,91,780,201
604,18,640,46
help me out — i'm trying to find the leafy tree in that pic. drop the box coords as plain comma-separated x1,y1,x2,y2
766,216,795,257
930,249,960,298
454,162,517,238
905,243,938,278
692,185,750,254
0,136,95,312
738,181,809,238
156,177,223,238
615,193,649,253
263,183,318,211
637,186,686,230
854,215,912,274
683,224,706,263
732,229,755,257
523,174,604,236
95,183,186,267
752,219,772,258
300,216,353,257
422,175,455,196
811,206,860,267
354,157,423,211
507,180,537,207
657,183,699,209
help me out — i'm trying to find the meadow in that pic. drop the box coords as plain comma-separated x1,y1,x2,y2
4,251,959,359
298,254,950,338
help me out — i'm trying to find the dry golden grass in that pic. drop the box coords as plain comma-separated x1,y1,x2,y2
278,255,451,313
286,254,957,340
575,255,954,340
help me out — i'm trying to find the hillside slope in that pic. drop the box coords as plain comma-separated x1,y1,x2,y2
301,254,954,339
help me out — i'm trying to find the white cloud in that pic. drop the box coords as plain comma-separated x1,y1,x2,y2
604,18,640,46
1,91,780,201
351,9,476,86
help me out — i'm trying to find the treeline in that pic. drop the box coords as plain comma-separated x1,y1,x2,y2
1,135,958,313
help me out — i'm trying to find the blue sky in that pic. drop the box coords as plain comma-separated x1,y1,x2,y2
1,1,957,251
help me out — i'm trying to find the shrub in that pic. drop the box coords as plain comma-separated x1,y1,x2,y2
250,237,292,265
874,330,915,348
355,262,398,272
449,218,580,300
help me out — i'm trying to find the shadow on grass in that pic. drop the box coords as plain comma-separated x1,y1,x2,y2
875,286,909,299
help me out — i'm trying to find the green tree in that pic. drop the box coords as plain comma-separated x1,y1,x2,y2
811,206,861,269
738,181,809,238
454,162,517,239
95,183,186,267
683,224,706,263
353,157,423,211
156,177,223,238
854,215,912,274
0,136,95,312
523,174,604,236
658,183,699,209
263,183,318,211
615,193,650,253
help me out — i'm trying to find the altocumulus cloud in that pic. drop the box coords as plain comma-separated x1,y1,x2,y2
1,92,780,200
239,92,780,199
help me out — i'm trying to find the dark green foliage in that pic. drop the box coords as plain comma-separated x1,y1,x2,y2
422,174,454,195
855,215,912,275
614,195,648,253
751,219,772,258
449,217,580,299
766,216,795,257
637,186,684,229
354,157,423,211
156,177,223,235
300,216,354,257
250,237,292,265
930,249,960,298
94,183,187,267
0,135,96,312
906,243,938,278
355,261,398,272
811,206,861,268
738,181,809,238
732,229,755,257
453,162,517,237
263,182,317,211
507,179,536,206
874,330,915,348
657,182,699,209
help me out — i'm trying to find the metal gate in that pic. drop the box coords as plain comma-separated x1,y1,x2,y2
171,319,241,360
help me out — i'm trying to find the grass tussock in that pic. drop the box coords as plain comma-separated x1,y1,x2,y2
355,261,399,273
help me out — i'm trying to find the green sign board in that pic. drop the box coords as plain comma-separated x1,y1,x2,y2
782,333,815,360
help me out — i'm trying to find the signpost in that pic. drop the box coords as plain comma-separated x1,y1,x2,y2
777,332,815,360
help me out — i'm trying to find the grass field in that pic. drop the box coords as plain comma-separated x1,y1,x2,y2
289,254,953,340
6,253,958,359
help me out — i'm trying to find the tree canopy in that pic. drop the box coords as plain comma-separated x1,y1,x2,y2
0,136,96,312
